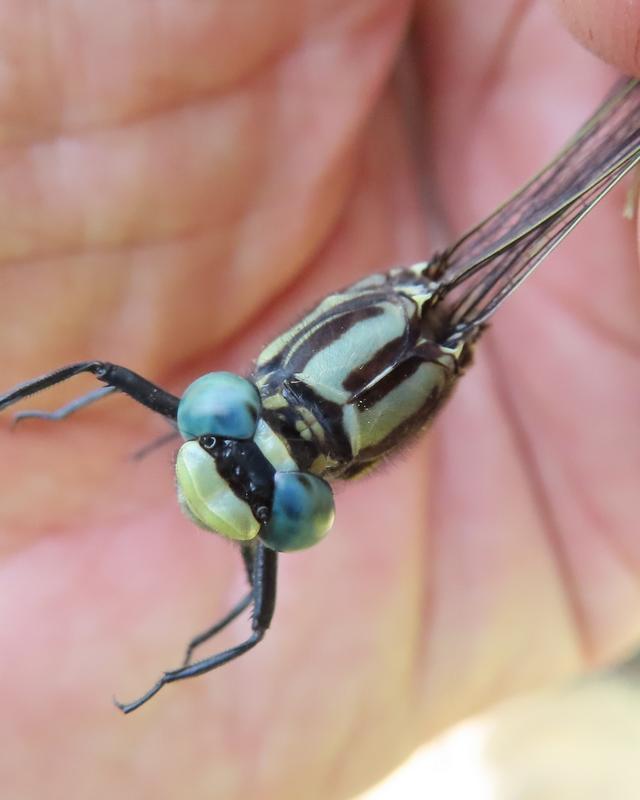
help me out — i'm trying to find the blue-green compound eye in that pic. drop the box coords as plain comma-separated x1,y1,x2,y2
260,471,335,552
177,372,261,440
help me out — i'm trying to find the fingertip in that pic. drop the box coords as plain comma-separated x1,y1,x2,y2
552,0,640,76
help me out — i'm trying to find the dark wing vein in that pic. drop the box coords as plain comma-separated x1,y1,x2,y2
434,77,640,337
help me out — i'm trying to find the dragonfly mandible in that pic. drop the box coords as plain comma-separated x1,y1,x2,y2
2,77,640,713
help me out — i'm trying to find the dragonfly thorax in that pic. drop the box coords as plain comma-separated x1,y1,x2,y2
252,269,471,480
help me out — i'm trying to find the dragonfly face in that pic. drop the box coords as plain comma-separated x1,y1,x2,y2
175,371,335,552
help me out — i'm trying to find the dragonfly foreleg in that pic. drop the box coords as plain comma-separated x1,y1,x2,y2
0,361,179,421
114,542,278,714
130,429,180,462
181,544,257,667
12,386,117,425
180,591,253,668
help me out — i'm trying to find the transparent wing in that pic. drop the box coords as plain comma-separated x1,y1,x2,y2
433,77,640,339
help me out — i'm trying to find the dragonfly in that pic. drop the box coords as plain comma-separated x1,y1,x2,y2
2,77,640,714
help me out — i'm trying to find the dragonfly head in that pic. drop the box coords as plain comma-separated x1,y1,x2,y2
174,372,335,551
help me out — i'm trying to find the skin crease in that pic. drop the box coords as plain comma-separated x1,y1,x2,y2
0,0,640,797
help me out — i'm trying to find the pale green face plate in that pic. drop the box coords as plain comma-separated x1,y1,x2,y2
175,440,260,541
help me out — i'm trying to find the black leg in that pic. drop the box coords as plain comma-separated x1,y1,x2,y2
114,542,278,714
181,543,256,667
180,592,253,668
130,429,180,461
0,361,179,420
12,386,117,424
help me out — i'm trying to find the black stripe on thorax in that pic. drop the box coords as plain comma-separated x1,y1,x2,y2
255,289,397,377
260,405,320,473
341,333,409,395
353,355,423,411
281,304,385,375
354,381,446,466
283,378,353,464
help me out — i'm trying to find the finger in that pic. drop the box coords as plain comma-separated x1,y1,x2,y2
0,4,426,800
552,0,640,75
412,0,640,731
0,0,412,378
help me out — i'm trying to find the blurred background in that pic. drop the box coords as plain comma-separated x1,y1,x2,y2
358,652,640,799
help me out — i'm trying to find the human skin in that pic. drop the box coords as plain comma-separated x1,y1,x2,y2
1,1,639,798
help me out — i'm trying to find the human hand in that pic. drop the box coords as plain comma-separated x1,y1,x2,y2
1,1,639,798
